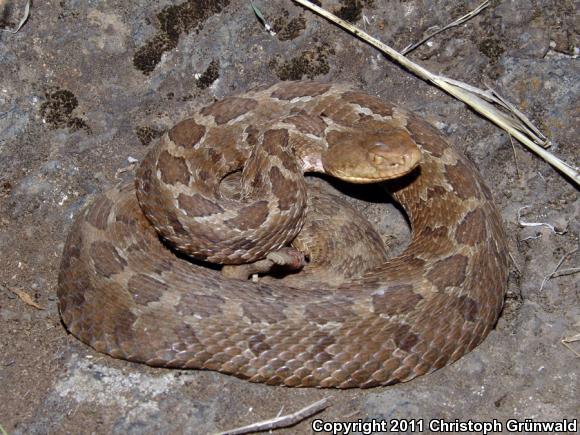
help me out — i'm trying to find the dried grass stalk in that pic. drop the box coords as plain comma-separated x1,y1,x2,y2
402,0,491,55
217,398,330,435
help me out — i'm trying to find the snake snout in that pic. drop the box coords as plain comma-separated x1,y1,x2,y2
371,144,404,167
369,140,421,175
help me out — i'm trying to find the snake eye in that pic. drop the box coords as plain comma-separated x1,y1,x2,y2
373,152,402,168
373,154,386,164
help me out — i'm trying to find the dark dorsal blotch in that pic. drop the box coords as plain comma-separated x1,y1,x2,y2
201,97,258,125
168,118,206,148
177,192,225,217
225,201,270,230
372,285,424,316
426,254,469,290
271,82,331,100
342,90,394,117
455,208,486,246
157,150,191,186
90,241,127,278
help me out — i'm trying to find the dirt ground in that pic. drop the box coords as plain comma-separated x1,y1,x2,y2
0,0,578,434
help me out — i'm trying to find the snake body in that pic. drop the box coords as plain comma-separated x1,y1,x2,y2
58,82,509,388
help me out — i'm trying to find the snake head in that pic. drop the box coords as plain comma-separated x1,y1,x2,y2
322,128,422,183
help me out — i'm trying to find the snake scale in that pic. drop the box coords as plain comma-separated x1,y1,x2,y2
58,81,509,388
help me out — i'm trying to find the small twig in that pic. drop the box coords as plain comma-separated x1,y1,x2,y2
520,233,542,242
402,0,490,55
0,107,16,120
552,267,580,278
537,171,546,182
561,333,580,358
517,206,567,235
0,0,30,33
361,14,371,30
509,135,520,178
508,251,521,275
343,409,362,420
291,0,580,186
539,247,578,292
217,398,330,435
0,423,8,435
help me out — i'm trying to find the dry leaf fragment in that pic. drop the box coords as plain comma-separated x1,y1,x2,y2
10,288,44,310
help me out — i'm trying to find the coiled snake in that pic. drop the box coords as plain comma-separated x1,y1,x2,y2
58,81,509,388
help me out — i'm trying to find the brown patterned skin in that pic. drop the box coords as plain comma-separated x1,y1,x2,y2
221,184,392,286
58,82,509,388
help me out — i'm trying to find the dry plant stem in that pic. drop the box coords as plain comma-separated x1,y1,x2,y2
482,83,548,146
552,267,580,278
291,0,580,186
561,333,580,358
509,135,520,178
402,0,490,55
508,251,521,275
539,247,579,291
217,398,330,435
